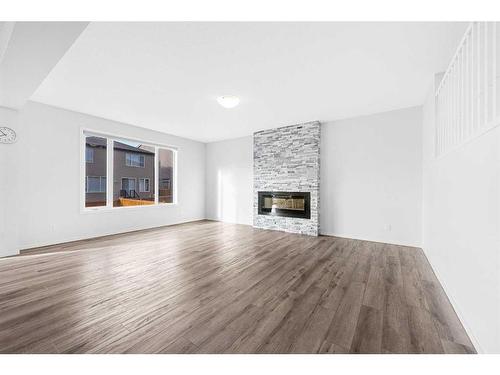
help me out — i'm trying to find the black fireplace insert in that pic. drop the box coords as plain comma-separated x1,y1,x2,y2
258,191,311,219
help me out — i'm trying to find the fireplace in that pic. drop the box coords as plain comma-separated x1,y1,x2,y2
254,122,319,235
258,191,311,219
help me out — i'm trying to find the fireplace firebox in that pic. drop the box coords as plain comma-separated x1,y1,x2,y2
258,191,311,219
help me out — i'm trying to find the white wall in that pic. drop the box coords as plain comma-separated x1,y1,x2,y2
0,106,20,257
8,104,423,254
422,89,500,353
3,101,205,255
205,136,253,225
320,107,423,246
204,107,423,247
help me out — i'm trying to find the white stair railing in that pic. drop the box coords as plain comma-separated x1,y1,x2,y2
435,22,499,157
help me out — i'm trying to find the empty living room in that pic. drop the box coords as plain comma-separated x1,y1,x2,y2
1,1,500,373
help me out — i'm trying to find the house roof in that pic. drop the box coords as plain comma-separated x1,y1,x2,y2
86,136,155,155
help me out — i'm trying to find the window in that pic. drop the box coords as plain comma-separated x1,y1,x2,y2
161,178,171,190
115,139,154,206
139,178,150,192
125,153,145,167
84,136,107,207
86,176,106,193
83,131,176,209
158,148,175,203
85,147,94,163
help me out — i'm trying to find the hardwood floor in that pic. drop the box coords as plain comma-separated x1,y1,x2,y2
0,221,475,354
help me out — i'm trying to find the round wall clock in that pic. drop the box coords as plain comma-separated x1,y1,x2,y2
0,127,17,144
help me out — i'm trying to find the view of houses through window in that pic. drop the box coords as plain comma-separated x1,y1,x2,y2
84,132,175,208
112,138,156,207
158,148,174,204
85,135,107,207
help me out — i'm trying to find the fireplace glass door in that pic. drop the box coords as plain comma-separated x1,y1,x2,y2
258,192,310,219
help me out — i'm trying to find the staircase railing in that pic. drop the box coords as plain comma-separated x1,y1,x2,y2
435,22,499,157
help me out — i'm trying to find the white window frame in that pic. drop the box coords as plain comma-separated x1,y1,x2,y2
125,153,145,168
81,128,178,212
139,177,150,193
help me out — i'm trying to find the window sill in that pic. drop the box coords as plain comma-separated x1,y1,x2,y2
81,202,178,214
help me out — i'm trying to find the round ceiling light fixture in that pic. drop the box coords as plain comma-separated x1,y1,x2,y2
217,95,240,109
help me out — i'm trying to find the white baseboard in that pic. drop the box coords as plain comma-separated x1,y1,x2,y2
421,248,484,354
205,217,252,226
319,231,421,248
17,217,207,255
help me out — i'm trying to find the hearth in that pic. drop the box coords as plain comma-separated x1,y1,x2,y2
258,191,311,219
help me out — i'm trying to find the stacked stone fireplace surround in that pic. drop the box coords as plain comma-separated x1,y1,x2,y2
253,121,320,236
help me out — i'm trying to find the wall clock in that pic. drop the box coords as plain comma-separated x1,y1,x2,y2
0,127,17,144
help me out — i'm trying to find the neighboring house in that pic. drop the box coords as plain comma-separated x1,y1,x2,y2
85,137,107,206
85,137,171,206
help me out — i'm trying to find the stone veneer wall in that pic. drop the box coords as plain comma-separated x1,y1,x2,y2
253,121,320,236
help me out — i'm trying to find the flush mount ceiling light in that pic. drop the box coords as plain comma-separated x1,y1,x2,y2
217,95,240,109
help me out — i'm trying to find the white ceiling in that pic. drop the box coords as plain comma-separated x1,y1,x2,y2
32,22,467,143
1,22,88,109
